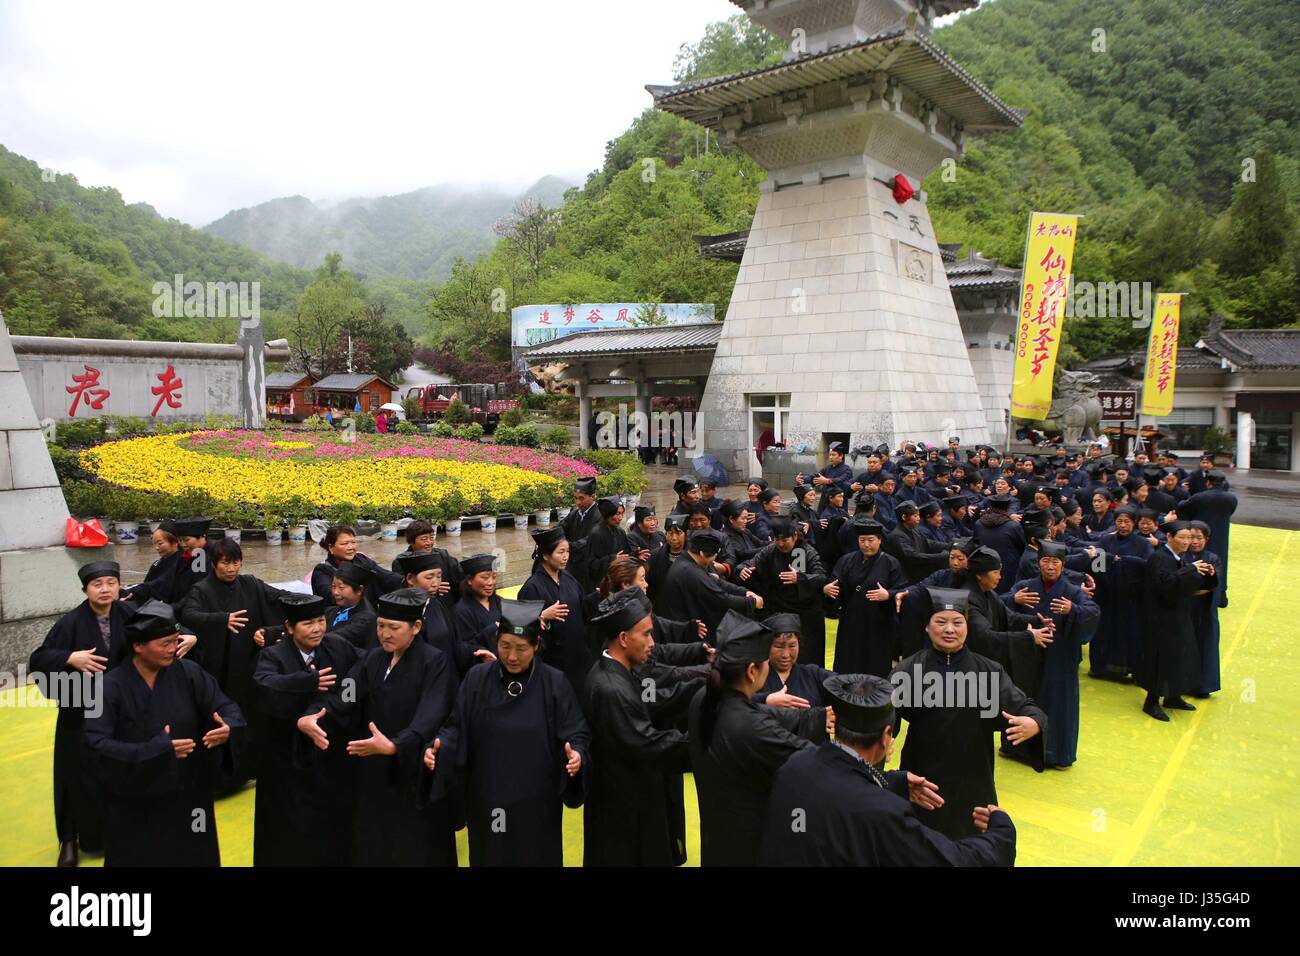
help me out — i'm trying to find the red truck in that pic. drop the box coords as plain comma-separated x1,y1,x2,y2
405,382,519,430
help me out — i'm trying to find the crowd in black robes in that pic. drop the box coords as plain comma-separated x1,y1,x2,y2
828,550,908,676
739,541,828,665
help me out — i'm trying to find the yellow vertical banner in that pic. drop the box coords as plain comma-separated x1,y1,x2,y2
1141,293,1181,416
1011,212,1081,421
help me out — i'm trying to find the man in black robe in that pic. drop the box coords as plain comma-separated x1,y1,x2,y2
668,475,701,517
738,516,829,666
657,529,763,642
885,501,950,583
83,600,245,866
827,518,909,675
965,547,1054,695
1138,520,1215,721
688,611,828,867
561,476,602,591
760,673,1017,866
178,536,292,788
720,498,768,572
973,495,1027,593
584,496,644,587
580,588,693,866
28,560,130,866
891,588,1047,840
252,593,360,866
647,514,689,600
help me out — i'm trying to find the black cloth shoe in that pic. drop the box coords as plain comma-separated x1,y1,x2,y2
1163,696,1196,711
57,841,79,867
1143,701,1170,722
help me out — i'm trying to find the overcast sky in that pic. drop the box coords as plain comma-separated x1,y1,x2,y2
0,0,743,226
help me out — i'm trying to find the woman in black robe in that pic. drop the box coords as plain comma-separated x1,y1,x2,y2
688,611,828,867
519,526,595,694
1186,521,1223,697
83,600,245,867
177,537,291,789
828,519,909,676
310,525,401,605
424,599,591,866
816,487,850,569
28,560,130,866
788,484,819,547
298,588,458,866
737,516,829,666
453,553,504,658
584,496,644,587
121,521,183,604
890,588,1046,841
397,552,486,675
253,594,361,866
752,614,833,708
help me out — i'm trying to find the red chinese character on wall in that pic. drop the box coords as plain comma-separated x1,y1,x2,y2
539,309,551,325
151,364,184,416
66,365,110,417
587,308,603,323
563,306,575,326
616,308,631,324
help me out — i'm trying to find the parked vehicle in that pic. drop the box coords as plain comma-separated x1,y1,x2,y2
404,382,519,430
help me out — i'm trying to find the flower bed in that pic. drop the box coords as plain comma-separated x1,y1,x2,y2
80,430,596,515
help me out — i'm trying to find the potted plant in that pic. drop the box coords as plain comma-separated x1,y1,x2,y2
1204,427,1234,467
502,492,530,530
439,490,468,536
412,489,440,542
105,488,143,544
282,496,313,543
374,504,403,541
323,501,360,530
476,491,499,533
530,484,554,526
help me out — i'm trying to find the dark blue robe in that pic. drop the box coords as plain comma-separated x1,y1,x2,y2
1002,576,1099,768
518,568,594,694
1185,547,1223,694
753,662,833,707
1176,491,1238,605
1091,531,1152,678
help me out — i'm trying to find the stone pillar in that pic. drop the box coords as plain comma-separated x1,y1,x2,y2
1291,412,1300,472
1236,410,1252,472
577,384,592,451
238,318,265,429
634,380,652,449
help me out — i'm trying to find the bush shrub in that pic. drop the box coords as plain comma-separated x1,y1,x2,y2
540,426,571,450
430,421,455,437
443,398,472,425
353,412,376,434
50,419,108,449
498,405,525,428
394,420,419,435
494,423,539,447
452,422,484,440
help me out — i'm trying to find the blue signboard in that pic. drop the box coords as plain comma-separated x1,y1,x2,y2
511,302,715,349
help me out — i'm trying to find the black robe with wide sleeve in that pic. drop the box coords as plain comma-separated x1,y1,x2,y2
312,640,458,866
252,634,361,866
518,568,594,694
688,687,827,867
561,504,605,592
657,557,756,643
326,600,378,651
28,599,130,850
891,645,1046,840
178,572,292,787
760,742,1017,866
740,541,829,667
83,658,246,866
1138,546,1204,698
885,524,950,583
829,550,909,676
428,659,590,866
579,655,692,866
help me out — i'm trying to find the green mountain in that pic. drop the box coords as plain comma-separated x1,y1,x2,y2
202,175,574,282
0,144,313,341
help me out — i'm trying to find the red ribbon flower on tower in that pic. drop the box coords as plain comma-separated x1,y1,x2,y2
891,174,915,204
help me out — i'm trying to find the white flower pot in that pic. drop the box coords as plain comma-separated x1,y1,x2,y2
557,506,572,522
480,515,497,533
266,530,283,546
381,522,399,540
146,520,162,534
288,525,308,543
445,518,463,536
512,514,529,530
225,528,242,543
114,520,140,544
534,509,552,526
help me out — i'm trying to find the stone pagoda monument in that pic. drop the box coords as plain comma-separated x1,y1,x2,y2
648,0,1022,476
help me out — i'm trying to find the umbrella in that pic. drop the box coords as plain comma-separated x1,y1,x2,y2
692,453,728,487
379,402,404,413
